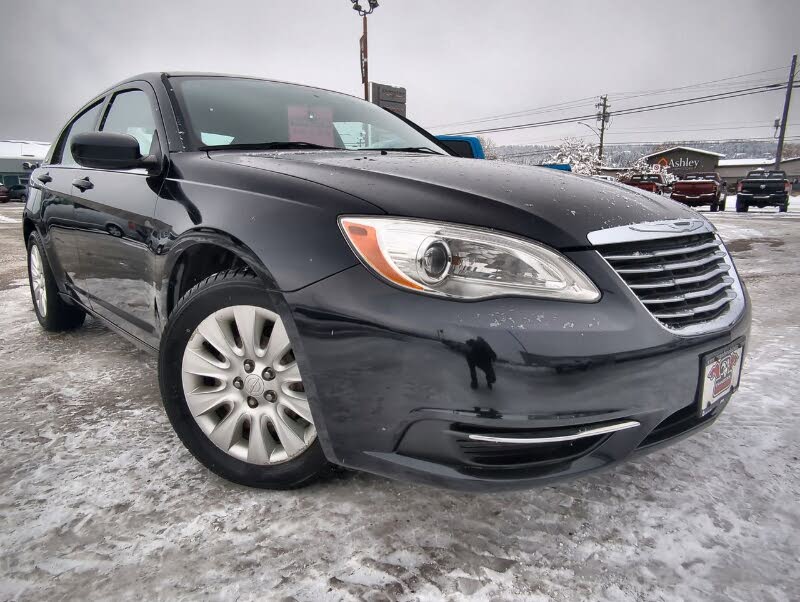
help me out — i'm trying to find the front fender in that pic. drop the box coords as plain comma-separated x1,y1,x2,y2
155,153,384,292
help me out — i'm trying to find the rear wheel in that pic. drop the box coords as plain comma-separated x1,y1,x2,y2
710,202,719,212
159,268,327,489
736,198,749,213
779,203,788,213
27,232,86,331
719,198,727,211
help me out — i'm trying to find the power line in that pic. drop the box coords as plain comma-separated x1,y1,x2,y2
447,83,788,136
608,65,791,102
427,97,597,129
427,64,791,131
606,123,798,135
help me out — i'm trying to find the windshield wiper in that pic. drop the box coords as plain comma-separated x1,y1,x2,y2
199,141,344,151
358,146,443,155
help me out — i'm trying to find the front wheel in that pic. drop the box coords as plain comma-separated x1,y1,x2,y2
159,268,327,489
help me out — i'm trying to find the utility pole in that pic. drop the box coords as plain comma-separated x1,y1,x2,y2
596,95,610,161
352,1,379,101
775,54,797,170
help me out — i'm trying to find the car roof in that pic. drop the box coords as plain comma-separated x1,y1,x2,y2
103,72,363,103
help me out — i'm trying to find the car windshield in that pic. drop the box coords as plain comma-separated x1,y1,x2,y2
169,76,447,154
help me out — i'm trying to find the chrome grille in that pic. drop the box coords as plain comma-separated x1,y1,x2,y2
598,232,738,331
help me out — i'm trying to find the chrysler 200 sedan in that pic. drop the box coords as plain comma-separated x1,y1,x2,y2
23,73,750,491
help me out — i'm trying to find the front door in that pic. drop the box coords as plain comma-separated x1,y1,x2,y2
71,87,164,347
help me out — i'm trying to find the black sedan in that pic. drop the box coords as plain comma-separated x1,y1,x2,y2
23,73,750,491
7,184,29,202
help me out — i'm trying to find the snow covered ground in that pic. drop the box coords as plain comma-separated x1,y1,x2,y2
0,203,798,601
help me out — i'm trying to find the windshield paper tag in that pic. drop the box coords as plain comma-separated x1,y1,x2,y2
288,105,334,147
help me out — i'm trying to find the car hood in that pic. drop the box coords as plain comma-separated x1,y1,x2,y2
209,150,701,248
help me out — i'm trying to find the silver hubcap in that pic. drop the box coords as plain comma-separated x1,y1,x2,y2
29,245,47,317
181,306,315,464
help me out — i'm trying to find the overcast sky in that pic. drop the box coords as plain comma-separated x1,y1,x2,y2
1,0,797,148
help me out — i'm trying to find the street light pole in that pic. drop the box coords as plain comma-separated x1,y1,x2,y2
361,14,369,100
577,121,601,139
352,1,379,101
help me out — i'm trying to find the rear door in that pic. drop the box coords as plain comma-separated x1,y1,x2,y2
70,85,165,347
35,100,105,306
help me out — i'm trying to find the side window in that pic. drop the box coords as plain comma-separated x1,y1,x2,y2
54,101,104,166
100,90,158,156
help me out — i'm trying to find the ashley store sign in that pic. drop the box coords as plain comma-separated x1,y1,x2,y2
655,156,701,169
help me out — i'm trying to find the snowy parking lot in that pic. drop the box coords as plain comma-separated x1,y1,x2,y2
0,201,798,601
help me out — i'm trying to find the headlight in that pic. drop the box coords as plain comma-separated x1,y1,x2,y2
339,217,600,302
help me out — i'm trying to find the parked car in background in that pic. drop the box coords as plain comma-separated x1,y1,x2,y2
24,72,750,491
736,170,791,212
435,135,485,159
7,184,29,202
671,172,727,212
623,173,667,195
0,185,9,203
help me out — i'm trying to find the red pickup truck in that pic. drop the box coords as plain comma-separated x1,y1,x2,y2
624,173,667,195
670,172,727,212
0,185,10,203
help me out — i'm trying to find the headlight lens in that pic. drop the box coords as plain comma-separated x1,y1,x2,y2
339,217,600,302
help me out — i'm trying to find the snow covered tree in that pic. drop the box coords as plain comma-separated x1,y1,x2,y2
477,135,499,160
619,154,653,180
548,138,600,175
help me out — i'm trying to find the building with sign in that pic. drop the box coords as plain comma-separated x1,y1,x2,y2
642,146,725,176
0,140,49,188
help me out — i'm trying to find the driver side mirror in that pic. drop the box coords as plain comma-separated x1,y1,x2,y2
71,132,159,171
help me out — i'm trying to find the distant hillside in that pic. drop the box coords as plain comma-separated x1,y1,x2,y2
497,140,800,167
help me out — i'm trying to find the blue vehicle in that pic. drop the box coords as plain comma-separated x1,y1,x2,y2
435,135,485,159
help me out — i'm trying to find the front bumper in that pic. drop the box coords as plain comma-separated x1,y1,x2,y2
285,256,751,492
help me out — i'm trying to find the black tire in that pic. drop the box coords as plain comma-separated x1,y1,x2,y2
158,268,328,489
27,232,86,331
778,203,788,213
719,199,726,212
736,198,749,213
710,202,719,212
19,194,28,203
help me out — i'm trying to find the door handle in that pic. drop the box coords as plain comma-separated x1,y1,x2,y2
37,173,52,184
72,177,94,192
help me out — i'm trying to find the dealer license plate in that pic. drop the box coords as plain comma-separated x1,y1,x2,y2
699,342,744,415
